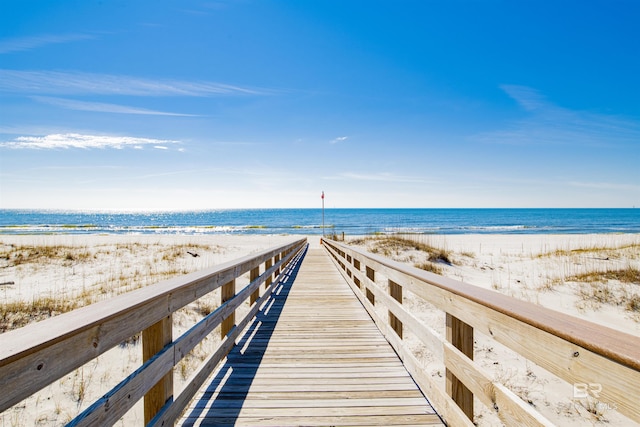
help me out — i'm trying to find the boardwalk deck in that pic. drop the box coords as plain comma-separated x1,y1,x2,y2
179,247,444,426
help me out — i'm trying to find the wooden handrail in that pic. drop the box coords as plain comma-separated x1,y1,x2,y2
0,238,307,425
322,238,640,426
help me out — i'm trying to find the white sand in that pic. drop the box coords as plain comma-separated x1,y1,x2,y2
1,233,638,426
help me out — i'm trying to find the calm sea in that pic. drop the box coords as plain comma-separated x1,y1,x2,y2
0,209,638,236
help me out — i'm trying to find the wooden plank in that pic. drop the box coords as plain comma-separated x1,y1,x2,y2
182,405,434,417
189,397,432,409
194,390,424,400
181,414,443,427
190,382,423,394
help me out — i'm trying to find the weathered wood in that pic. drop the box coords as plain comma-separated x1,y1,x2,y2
220,279,236,338
446,313,473,421
365,266,375,305
388,279,403,339
274,253,281,277
265,258,273,292
249,266,260,305
443,340,554,426
143,315,173,424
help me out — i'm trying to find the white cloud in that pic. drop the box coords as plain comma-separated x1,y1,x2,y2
475,85,640,147
330,136,348,144
31,96,198,116
0,70,269,96
1,133,180,150
0,33,93,54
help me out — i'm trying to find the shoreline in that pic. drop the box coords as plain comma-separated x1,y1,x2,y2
3,208,639,236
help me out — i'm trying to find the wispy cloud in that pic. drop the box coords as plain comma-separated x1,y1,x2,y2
568,181,640,192
330,136,348,144
0,70,269,96
500,84,547,112
32,96,198,116
329,172,428,183
0,33,93,54
475,85,640,147
1,133,180,150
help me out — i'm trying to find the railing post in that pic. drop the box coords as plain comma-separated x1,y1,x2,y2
365,266,375,305
353,259,361,289
221,279,235,338
446,313,474,421
274,253,281,277
142,315,173,424
249,266,260,305
388,280,403,339
265,258,273,291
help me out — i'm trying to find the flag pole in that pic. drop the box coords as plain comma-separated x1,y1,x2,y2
321,191,325,237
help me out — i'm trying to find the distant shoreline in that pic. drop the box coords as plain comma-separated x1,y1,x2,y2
2,208,639,235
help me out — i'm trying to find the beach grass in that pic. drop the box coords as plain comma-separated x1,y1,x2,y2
357,236,453,264
0,241,222,333
535,242,640,259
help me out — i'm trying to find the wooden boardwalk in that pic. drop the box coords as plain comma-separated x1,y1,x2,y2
179,247,444,426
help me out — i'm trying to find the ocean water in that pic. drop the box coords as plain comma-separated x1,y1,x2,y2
0,208,638,236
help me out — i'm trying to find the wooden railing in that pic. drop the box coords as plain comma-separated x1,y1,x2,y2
322,238,640,427
0,238,307,426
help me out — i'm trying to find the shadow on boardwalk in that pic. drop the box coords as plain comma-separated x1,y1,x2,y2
182,246,307,425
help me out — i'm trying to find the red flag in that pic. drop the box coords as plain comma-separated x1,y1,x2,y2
321,191,324,199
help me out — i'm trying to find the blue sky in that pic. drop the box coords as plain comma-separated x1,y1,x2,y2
1,0,639,210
